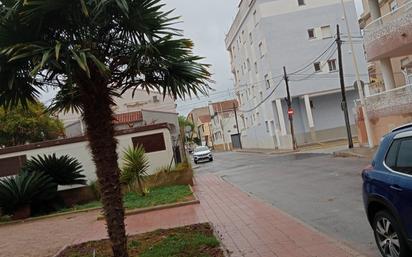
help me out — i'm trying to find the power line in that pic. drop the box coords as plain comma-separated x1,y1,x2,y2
289,40,336,75
240,78,284,113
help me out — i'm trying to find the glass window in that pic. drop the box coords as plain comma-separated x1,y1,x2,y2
396,138,412,174
314,62,321,72
298,0,305,6
307,29,315,39
386,140,400,169
328,59,337,72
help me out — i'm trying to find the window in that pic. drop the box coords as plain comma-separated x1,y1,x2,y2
298,0,305,6
328,59,337,72
0,155,27,178
249,32,253,45
259,91,263,100
265,74,270,89
321,25,332,39
265,121,270,133
152,95,159,103
258,42,264,58
132,133,165,153
390,0,398,12
307,29,315,39
247,59,251,71
254,62,258,74
314,62,321,72
385,138,412,175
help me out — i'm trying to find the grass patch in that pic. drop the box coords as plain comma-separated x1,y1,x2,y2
54,185,193,215
123,185,193,209
57,223,224,257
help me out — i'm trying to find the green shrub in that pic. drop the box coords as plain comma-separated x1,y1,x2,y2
120,145,150,196
0,171,57,215
89,180,101,200
23,154,86,186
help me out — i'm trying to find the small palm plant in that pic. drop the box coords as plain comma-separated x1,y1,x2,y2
23,154,86,186
120,146,150,196
0,171,57,218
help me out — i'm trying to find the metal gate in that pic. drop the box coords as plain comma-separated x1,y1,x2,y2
231,133,242,149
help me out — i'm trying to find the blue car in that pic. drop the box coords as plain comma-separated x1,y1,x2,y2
362,124,412,257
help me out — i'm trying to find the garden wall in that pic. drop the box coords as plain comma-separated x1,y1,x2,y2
0,123,176,190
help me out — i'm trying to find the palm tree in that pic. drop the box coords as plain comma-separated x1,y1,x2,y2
0,1,211,256
120,145,150,196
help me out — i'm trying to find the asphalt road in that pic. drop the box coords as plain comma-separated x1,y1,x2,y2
193,151,380,257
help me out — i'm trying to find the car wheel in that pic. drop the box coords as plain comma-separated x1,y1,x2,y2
194,161,198,164
209,158,213,162
373,211,411,257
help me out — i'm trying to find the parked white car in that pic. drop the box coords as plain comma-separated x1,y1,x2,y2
193,146,213,164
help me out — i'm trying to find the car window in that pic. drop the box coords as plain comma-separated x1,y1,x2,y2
396,138,412,174
386,140,400,169
386,137,412,175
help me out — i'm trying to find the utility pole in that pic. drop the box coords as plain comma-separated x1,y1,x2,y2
283,66,297,150
336,25,354,149
233,102,243,149
340,0,374,148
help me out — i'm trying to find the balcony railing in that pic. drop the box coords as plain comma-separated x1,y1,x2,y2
364,1,412,33
363,1,412,60
357,84,412,119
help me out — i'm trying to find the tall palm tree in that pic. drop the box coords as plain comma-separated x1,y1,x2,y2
0,1,211,256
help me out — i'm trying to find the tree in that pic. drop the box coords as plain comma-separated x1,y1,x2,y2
120,145,150,196
0,1,211,256
0,102,63,147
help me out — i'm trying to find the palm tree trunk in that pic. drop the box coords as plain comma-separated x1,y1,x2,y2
79,79,128,257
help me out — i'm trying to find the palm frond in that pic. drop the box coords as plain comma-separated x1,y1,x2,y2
23,154,87,186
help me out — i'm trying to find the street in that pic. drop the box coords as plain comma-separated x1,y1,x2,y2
194,151,380,257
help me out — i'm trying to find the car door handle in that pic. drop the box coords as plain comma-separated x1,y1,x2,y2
390,185,403,192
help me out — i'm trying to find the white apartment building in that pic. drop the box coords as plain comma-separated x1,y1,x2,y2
225,0,369,149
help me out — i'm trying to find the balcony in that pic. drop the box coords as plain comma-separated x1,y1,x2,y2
364,1,412,62
362,84,412,119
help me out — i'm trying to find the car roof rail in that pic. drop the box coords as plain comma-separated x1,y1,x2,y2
392,123,412,133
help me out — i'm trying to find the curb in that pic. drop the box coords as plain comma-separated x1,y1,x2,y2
0,207,102,227
333,151,365,158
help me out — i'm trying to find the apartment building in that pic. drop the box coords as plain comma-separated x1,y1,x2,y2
209,100,243,151
356,0,412,145
225,0,368,150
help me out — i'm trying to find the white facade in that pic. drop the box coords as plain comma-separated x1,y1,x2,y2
209,102,244,150
58,89,177,136
0,125,175,188
225,0,369,149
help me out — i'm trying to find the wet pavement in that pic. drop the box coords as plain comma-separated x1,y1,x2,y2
194,151,380,257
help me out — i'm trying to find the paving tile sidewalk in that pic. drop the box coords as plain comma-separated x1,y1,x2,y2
0,174,365,257
194,174,364,257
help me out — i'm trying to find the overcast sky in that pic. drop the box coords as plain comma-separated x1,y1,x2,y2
40,0,364,115
165,0,364,115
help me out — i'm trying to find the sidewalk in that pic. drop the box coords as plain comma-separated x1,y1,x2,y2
83,174,365,257
0,174,365,257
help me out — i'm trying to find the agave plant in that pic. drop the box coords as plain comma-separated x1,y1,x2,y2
0,171,57,216
23,154,87,186
120,145,150,196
